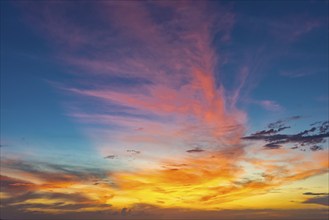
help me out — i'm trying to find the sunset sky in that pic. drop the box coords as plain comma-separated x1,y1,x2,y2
0,1,328,219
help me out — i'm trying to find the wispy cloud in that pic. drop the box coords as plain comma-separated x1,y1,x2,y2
42,1,247,163
260,100,283,112
252,100,284,112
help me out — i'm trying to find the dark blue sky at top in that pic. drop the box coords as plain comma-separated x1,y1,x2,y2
1,0,328,155
1,1,93,155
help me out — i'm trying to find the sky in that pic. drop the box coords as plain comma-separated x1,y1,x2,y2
0,1,328,219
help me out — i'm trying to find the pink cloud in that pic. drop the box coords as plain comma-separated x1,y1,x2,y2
34,1,245,156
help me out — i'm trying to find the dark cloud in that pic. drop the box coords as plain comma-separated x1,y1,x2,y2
310,145,323,151
53,203,111,210
302,195,329,206
104,154,117,159
38,192,91,202
127,150,140,154
303,192,329,196
264,143,282,149
251,126,290,136
267,115,301,129
1,191,93,208
1,183,115,217
1,191,112,220
0,175,35,192
1,159,109,182
186,147,205,153
251,116,300,136
168,168,179,171
242,120,329,151
290,116,303,120
126,150,141,161
3,202,110,211
164,163,188,168
252,129,277,136
268,121,286,130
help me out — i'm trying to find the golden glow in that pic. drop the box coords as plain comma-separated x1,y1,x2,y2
2,149,327,213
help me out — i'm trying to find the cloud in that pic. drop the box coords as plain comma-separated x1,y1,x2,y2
1,191,112,214
0,159,110,189
1,175,36,192
259,100,283,112
279,68,322,78
303,192,329,196
302,195,329,206
0,159,117,217
268,116,302,129
251,126,290,136
242,120,329,151
186,147,205,153
263,143,282,149
268,14,325,42
104,155,117,159
248,99,284,112
127,150,140,154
